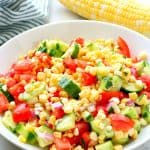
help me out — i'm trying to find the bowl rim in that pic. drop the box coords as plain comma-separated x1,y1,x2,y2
0,20,150,150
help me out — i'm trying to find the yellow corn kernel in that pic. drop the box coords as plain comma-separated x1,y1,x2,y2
129,92,138,101
39,93,49,104
90,132,98,141
8,101,16,110
37,72,46,81
53,132,62,138
48,115,56,125
18,135,26,143
114,145,123,150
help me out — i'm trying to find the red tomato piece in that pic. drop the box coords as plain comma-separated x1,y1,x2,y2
9,83,24,97
110,114,134,132
64,58,77,72
97,91,124,106
68,136,81,145
0,93,9,113
75,37,84,47
76,121,90,135
53,90,60,97
82,72,97,86
13,103,32,123
19,74,36,82
54,137,72,150
81,132,90,144
117,37,131,58
52,107,65,119
13,59,34,73
139,75,150,91
6,78,16,88
76,60,87,69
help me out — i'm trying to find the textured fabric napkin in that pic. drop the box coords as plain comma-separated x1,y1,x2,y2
0,0,50,45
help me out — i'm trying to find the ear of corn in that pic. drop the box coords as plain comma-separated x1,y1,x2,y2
59,0,150,37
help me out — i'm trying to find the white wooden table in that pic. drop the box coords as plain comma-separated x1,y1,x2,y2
0,0,149,149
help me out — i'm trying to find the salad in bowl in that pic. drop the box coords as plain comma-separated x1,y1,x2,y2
0,35,150,150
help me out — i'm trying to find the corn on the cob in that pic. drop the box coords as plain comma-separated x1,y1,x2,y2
59,0,150,36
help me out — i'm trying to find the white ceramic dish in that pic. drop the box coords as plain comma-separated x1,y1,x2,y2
0,20,150,150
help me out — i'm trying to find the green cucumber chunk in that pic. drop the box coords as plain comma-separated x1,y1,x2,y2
142,104,150,123
56,113,75,132
100,76,122,91
35,125,53,147
0,83,14,102
2,111,16,131
122,82,144,92
112,131,129,144
121,107,138,119
71,43,80,59
82,111,94,122
15,123,37,144
95,141,113,150
59,77,81,99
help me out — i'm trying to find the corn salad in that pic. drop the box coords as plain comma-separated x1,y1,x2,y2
0,37,150,150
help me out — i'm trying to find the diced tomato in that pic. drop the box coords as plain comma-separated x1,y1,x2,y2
0,93,9,113
6,78,16,88
54,137,71,150
75,37,84,47
117,37,131,58
52,107,65,119
13,59,35,73
19,74,36,82
38,53,51,65
139,75,150,91
96,105,108,115
96,91,124,106
9,83,24,97
13,103,32,123
64,58,77,72
131,67,138,78
53,90,60,97
68,136,81,145
76,60,87,69
76,121,90,135
81,132,90,144
110,114,134,132
82,72,97,86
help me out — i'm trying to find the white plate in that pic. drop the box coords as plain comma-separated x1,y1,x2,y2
0,20,150,150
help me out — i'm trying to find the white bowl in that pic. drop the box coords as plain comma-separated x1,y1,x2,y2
0,20,150,150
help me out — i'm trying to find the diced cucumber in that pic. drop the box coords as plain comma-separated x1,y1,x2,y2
122,82,144,93
100,76,122,91
95,141,113,150
15,123,37,144
2,111,16,131
112,131,129,144
121,107,138,119
134,61,146,75
90,119,101,134
0,83,14,102
59,77,81,99
143,61,150,75
82,111,94,122
47,40,68,57
136,94,148,105
56,113,75,132
134,120,141,132
35,125,53,147
71,43,80,59
142,104,150,123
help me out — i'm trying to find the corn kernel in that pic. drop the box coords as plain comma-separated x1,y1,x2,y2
8,101,16,110
48,115,56,125
114,145,123,150
18,135,26,143
37,72,46,81
129,92,138,101
53,132,62,138
138,52,148,60
90,132,98,141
